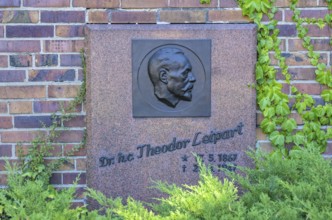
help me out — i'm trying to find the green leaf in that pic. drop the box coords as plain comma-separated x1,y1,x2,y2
293,132,305,146
270,131,285,147
295,102,306,113
322,89,332,102
261,118,276,133
291,86,298,94
276,102,290,116
281,118,297,133
256,65,263,80
263,106,276,118
315,70,330,85
258,96,271,110
327,128,332,138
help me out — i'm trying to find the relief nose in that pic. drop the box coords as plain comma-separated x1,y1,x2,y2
189,73,196,82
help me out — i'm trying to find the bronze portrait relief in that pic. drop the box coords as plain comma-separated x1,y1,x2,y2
148,47,196,108
132,40,211,117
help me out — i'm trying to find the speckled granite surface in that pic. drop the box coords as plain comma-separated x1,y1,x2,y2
86,24,256,203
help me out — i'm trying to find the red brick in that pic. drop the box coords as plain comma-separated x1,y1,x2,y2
60,54,82,66
7,26,53,38
209,10,250,23
48,85,80,98
0,11,39,23
55,130,84,143
279,39,286,51
0,0,20,7
160,10,206,23
270,52,327,66
29,69,75,82
318,0,328,7
276,67,316,80
285,9,328,22
73,0,120,8
256,128,268,140
34,101,81,113
306,25,332,37
220,0,238,7
10,54,32,67
0,174,7,185
0,116,12,129
24,0,70,7
262,10,282,22
289,39,332,51
71,202,85,208
1,131,46,143
291,112,303,125
16,144,62,157
0,145,12,157
324,142,332,154
122,0,167,8
44,40,84,52
14,116,55,128
292,83,324,95
9,101,32,114
64,144,86,156
276,24,296,37
53,159,75,171
0,70,25,82
78,69,84,81
63,172,86,184
0,160,5,171
35,54,58,67
0,55,7,67
63,116,85,127
88,10,109,23
0,26,3,37
50,173,62,184
0,102,7,113
282,83,290,94
169,0,218,7
276,0,317,7
56,25,85,37
111,11,156,23
76,158,86,170
74,187,86,199
256,112,263,125
0,86,46,99
41,11,85,23
257,142,274,153
0,40,40,52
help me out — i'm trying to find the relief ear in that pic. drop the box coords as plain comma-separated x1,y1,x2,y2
159,69,168,84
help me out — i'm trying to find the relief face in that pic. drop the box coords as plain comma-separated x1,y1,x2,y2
132,40,211,117
148,48,196,108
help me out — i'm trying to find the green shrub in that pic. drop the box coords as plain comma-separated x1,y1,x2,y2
87,161,246,220
87,147,332,220
0,161,88,219
231,147,332,219
2,145,331,219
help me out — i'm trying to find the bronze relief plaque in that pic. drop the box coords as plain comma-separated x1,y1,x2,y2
132,40,211,117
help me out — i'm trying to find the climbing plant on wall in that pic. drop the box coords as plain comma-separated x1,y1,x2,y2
235,0,332,154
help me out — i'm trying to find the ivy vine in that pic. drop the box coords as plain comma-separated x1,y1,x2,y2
234,0,332,154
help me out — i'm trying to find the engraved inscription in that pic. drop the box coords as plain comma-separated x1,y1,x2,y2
180,153,238,173
148,47,196,108
98,122,244,169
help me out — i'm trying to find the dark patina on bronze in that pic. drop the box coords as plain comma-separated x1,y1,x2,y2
132,39,211,117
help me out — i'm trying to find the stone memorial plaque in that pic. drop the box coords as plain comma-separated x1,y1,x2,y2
86,24,256,203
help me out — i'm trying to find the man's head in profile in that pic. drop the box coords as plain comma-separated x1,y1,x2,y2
148,47,196,108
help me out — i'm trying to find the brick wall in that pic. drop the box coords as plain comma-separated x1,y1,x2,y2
0,0,331,205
